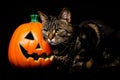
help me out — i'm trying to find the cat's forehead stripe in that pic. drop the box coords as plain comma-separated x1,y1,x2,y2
48,17,58,29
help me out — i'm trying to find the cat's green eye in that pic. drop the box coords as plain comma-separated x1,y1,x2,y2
42,29,48,32
56,28,62,32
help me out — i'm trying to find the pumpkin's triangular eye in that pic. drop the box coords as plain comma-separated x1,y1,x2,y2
25,32,34,40
36,43,41,49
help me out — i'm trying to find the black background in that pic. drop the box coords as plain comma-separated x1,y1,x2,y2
0,0,120,79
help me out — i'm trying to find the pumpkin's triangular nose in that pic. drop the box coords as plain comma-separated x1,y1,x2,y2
36,43,41,49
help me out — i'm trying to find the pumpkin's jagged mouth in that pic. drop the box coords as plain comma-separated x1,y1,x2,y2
19,44,53,60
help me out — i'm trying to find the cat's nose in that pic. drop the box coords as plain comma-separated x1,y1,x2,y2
48,30,55,40
48,33,54,40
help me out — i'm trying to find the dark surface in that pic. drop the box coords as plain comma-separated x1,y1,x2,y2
0,0,120,79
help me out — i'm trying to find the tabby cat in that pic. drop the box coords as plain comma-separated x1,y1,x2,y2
38,8,120,72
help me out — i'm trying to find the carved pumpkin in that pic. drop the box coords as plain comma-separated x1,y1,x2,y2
8,14,54,68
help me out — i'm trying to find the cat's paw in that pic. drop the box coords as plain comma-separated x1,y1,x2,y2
55,55,71,66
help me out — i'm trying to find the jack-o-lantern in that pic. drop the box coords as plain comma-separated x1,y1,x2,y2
8,14,54,68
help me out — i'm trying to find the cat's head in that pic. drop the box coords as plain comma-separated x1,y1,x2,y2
38,8,73,46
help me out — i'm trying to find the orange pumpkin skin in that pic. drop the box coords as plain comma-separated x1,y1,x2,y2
8,15,53,68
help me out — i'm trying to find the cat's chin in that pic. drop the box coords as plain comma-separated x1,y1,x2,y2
49,42,58,46
50,42,63,46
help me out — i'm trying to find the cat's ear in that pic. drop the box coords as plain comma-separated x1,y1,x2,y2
59,8,71,22
38,11,48,24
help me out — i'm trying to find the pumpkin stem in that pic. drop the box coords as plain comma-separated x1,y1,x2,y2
30,14,39,22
